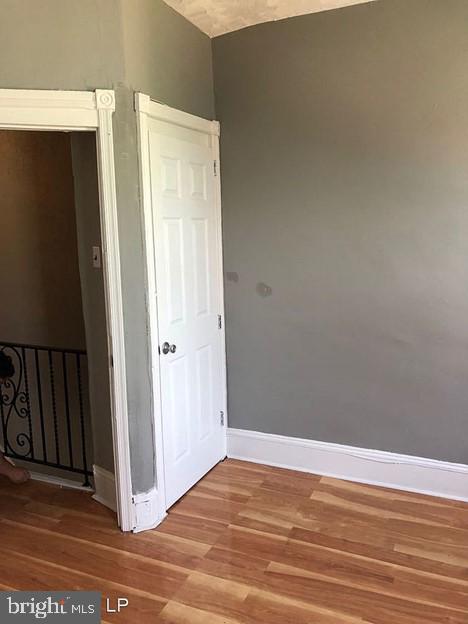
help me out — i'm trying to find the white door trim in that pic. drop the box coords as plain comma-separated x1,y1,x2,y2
0,88,134,531
136,94,220,137
135,93,227,525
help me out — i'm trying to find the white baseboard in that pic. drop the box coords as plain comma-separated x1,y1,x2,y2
93,467,162,532
92,465,117,512
227,428,468,503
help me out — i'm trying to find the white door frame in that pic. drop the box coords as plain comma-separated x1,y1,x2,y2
135,93,227,526
0,88,134,531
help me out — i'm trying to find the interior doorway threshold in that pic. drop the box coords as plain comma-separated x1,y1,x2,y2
28,470,94,492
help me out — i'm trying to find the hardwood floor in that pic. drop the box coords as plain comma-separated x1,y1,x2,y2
0,459,467,623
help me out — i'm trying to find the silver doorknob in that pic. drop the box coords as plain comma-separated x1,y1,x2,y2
161,342,177,355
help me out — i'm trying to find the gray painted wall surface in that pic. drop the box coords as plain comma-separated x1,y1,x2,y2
121,0,215,119
112,85,155,492
213,0,468,463
0,0,125,90
0,0,215,492
71,133,114,473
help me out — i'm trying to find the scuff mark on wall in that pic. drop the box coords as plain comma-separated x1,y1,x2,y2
226,271,239,282
256,282,272,297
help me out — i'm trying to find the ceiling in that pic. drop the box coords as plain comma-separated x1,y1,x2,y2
163,0,375,38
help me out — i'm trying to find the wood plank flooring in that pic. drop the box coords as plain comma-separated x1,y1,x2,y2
0,459,467,623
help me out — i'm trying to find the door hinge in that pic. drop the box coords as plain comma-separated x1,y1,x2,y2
110,354,114,368
220,411,225,426
214,160,218,177
218,314,222,329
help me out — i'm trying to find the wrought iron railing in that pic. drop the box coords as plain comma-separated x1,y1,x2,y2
0,341,93,486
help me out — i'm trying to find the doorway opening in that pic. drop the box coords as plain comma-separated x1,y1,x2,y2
0,88,133,531
0,129,112,495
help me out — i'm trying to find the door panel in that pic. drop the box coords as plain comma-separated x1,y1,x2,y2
195,343,213,442
148,120,224,508
192,217,210,317
163,218,186,325
167,355,189,462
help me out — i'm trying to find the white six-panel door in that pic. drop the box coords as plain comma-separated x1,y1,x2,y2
141,102,226,511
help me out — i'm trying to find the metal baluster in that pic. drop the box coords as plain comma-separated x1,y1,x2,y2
62,352,74,468
22,346,34,459
34,349,47,462
0,363,7,454
76,353,90,487
48,350,60,465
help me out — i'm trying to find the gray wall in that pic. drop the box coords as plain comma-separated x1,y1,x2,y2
71,133,114,473
121,0,214,118
0,0,125,89
0,0,215,492
213,0,468,463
